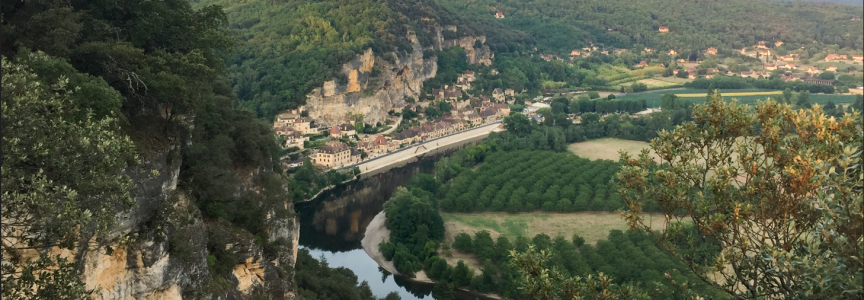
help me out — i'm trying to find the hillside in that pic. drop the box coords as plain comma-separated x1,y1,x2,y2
193,0,532,121
437,0,864,55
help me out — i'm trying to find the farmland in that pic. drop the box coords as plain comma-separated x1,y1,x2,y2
615,88,859,108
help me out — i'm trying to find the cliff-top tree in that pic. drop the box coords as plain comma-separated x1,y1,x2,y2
617,91,863,299
1,54,137,299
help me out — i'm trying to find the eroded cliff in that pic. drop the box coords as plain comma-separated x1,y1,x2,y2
73,148,300,300
305,26,493,127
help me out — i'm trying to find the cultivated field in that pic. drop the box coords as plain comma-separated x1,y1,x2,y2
619,78,681,88
568,138,657,161
615,88,859,108
441,212,671,247
674,91,782,97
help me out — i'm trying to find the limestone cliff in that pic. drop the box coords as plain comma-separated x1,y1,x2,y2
73,147,300,300
305,25,494,127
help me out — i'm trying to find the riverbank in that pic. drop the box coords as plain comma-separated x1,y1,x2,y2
361,212,502,300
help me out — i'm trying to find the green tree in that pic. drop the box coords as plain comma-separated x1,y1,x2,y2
1,54,137,300
783,88,793,103
453,233,473,253
617,92,863,299
796,90,811,108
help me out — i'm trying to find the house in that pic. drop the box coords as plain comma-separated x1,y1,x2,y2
754,71,768,77
780,55,795,62
444,90,462,101
644,47,653,53
495,11,504,19
826,65,838,72
780,74,800,82
756,41,767,49
465,70,475,81
311,142,351,168
570,50,581,58
339,123,357,137
371,135,389,153
740,71,753,78
634,61,648,67
708,68,720,74
479,109,498,123
492,88,505,102
824,54,845,61
673,69,680,75
490,69,499,75
432,88,443,100
705,74,715,79
706,47,718,55
676,58,686,63
765,64,777,71
808,66,820,74
784,63,797,70
658,26,669,33
493,103,511,116
504,89,516,97
281,157,305,169
455,79,470,90
274,113,316,135
853,55,863,62
392,128,417,145
284,131,308,149
775,41,784,47
329,126,341,137
464,112,482,125
668,49,677,56
757,49,771,56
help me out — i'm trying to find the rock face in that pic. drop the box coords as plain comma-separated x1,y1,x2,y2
75,146,300,300
305,26,493,127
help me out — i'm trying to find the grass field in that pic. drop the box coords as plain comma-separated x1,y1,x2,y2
619,78,682,88
615,88,859,108
568,138,656,161
441,212,670,247
674,91,782,97
814,61,863,71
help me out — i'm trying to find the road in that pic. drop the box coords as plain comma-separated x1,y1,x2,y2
340,121,504,174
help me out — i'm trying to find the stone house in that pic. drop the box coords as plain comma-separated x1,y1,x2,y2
311,142,351,168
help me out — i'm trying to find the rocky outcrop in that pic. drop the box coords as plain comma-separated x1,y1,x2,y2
305,25,493,127
72,146,300,300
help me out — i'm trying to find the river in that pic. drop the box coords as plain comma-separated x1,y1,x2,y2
295,148,490,300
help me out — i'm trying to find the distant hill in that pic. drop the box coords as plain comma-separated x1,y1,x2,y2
782,0,863,6
438,0,864,55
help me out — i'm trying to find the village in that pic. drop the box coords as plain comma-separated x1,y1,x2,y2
272,70,515,170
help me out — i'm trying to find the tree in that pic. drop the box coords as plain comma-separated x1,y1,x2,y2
453,233,473,253
451,260,474,287
511,246,649,300
818,71,836,80
676,70,689,78
783,88,793,103
617,92,863,299
796,90,811,108
384,291,401,300
588,91,600,99
2,54,138,300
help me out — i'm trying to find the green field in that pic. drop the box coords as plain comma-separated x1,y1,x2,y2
814,61,864,71
441,212,670,247
615,88,858,108
568,138,656,161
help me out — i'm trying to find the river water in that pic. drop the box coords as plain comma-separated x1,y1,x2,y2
295,157,437,299
295,149,491,299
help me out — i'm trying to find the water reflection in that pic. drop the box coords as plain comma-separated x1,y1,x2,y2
296,153,493,300
302,247,432,299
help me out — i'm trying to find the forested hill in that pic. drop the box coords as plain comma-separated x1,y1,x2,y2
438,0,864,55
191,0,531,119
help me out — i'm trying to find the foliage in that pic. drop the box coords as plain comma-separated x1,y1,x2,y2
1,54,137,300
439,151,627,213
294,248,378,300
381,176,446,276
439,0,863,55
617,92,863,299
